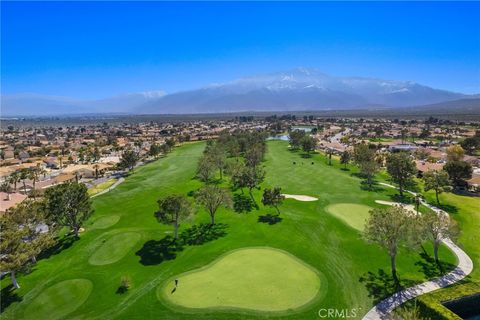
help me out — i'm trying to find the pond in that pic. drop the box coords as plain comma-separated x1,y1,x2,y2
443,293,480,320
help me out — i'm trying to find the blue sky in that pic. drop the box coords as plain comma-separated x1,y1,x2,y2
2,1,479,99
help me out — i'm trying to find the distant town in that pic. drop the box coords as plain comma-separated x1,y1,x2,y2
2,114,479,213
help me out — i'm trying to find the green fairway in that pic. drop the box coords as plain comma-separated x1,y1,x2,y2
89,232,141,265
88,215,120,229
0,140,461,320
325,203,373,231
23,279,92,320
160,247,321,312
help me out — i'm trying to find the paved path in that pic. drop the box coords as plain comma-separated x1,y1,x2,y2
362,183,474,320
90,177,125,198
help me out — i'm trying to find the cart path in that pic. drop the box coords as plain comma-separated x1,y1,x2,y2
362,183,473,320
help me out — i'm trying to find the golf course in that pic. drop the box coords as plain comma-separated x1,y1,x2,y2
1,140,471,319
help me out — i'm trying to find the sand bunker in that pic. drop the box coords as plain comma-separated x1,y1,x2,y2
375,200,417,214
282,194,318,202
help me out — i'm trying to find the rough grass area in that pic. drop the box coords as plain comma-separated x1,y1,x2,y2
23,279,92,320
325,203,373,231
160,247,321,312
88,179,117,196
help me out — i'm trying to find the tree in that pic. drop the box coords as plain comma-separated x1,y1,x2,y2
209,145,226,180
353,144,379,189
244,166,266,200
444,161,472,189
446,145,465,162
197,154,216,183
0,200,55,289
155,195,192,240
386,152,417,197
460,136,480,155
340,150,350,169
364,206,413,282
262,187,284,215
44,182,92,238
118,150,139,171
165,138,176,150
28,164,46,199
197,185,233,225
423,170,451,204
289,130,305,150
326,148,334,165
19,168,30,194
421,212,458,264
245,143,264,168
301,135,317,156
9,170,21,192
149,143,161,158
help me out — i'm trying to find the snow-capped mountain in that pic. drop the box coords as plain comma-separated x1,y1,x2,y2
138,68,469,114
2,68,477,116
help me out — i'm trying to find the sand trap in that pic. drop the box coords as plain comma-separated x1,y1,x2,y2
375,200,417,214
282,194,318,202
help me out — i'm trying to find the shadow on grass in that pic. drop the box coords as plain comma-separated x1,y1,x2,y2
135,236,183,266
180,223,228,246
359,269,415,304
0,284,22,312
435,203,458,214
258,214,282,225
358,180,383,192
233,194,255,213
415,250,456,278
389,194,413,204
37,235,76,261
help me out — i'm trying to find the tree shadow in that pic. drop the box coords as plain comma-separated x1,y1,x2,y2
180,223,228,246
258,214,282,225
359,269,414,304
435,203,458,214
0,284,22,312
415,250,456,278
116,285,129,294
359,180,383,192
135,236,183,266
37,235,76,260
389,194,413,204
233,194,255,213
300,153,312,158
340,168,350,171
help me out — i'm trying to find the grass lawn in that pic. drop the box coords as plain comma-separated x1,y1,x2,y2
0,141,459,320
87,179,117,196
160,247,321,313
23,279,92,320
413,191,480,319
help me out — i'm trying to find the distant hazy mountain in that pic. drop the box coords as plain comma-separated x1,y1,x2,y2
1,91,165,116
138,68,473,114
2,68,478,116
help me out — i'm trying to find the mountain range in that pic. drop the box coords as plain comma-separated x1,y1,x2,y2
2,68,479,116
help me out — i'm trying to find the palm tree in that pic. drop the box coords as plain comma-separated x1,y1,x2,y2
9,171,20,192
93,164,100,179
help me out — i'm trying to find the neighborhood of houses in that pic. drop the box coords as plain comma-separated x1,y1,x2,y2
1,115,479,213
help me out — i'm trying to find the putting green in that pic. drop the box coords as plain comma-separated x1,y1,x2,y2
89,232,140,265
326,203,373,231
159,247,321,312
89,215,120,229
23,279,92,320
